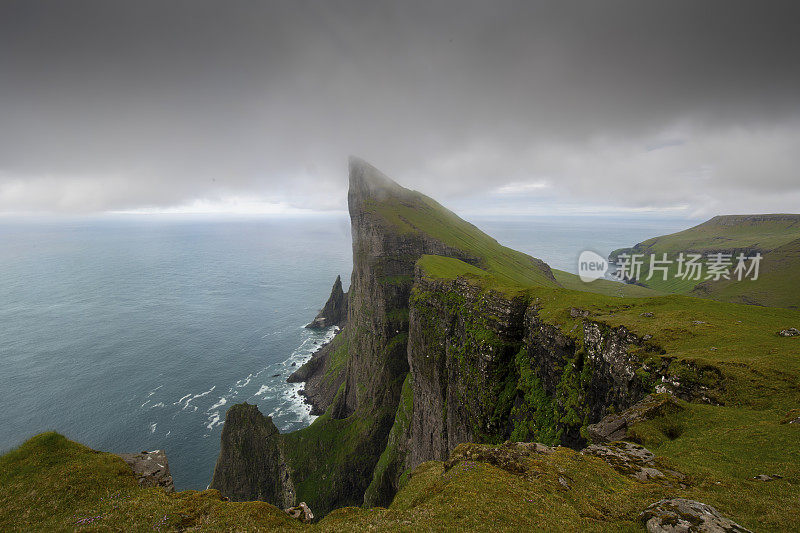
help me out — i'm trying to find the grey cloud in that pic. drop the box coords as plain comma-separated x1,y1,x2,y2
1,0,799,214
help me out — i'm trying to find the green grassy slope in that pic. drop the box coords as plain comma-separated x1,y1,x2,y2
616,214,800,256
610,214,800,307
365,192,559,288
0,433,300,532
406,253,800,531
693,237,800,309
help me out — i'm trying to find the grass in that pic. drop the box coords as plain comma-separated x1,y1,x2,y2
552,268,662,298
610,214,800,307
695,237,800,309
0,432,300,532
365,193,559,288
409,252,800,531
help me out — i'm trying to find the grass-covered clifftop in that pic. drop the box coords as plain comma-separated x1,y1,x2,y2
610,214,800,307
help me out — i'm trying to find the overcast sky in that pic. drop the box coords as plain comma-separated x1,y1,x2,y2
1,0,799,217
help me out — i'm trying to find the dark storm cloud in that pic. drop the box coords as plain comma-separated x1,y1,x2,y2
1,0,799,214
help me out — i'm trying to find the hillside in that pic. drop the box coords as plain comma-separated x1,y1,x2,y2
3,159,800,531
610,214,800,307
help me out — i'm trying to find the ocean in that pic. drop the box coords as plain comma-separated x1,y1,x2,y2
0,213,693,490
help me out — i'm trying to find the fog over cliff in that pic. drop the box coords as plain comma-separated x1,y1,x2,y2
1,1,799,216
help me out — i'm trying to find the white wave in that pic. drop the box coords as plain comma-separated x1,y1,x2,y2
150,402,165,409
235,374,253,388
175,393,192,405
208,397,227,411
149,422,157,434
255,385,270,396
146,385,163,397
182,385,216,410
206,412,221,430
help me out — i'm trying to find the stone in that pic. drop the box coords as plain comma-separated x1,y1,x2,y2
581,441,681,483
570,307,590,318
778,327,800,337
587,393,683,443
284,501,314,523
445,441,555,476
641,312,655,318
639,498,752,532
117,450,175,492
780,409,800,424
753,474,782,481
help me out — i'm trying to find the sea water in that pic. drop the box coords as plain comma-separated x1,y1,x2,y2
0,213,693,490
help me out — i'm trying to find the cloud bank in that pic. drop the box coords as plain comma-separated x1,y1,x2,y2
1,1,799,216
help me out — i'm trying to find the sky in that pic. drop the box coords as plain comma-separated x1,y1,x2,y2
1,0,799,218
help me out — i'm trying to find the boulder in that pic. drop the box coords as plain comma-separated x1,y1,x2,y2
284,501,314,523
445,441,555,476
778,327,799,337
639,498,752,532
117,450,175,492
581,441,680,483
587,393,683,443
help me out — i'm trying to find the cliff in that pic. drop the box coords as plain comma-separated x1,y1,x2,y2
204,159,800,527
209,403,295,508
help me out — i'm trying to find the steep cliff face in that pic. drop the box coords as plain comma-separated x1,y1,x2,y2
212,158,673,515
340,157,483,418
400,256,721,479
209,403,295,508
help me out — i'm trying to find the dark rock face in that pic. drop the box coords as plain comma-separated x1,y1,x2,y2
407,274,528,466
208,403,295,508
406,273,665,468
117,450,174,492
306,276,348,329
639,498,753,533
341,157,478,419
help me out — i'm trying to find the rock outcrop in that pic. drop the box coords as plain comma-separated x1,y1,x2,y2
117,450,174,492
208,403,295,508
639,498,753,533
581,441,682,483
284,502,314,523
306,276,348,329
587,393,683,443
